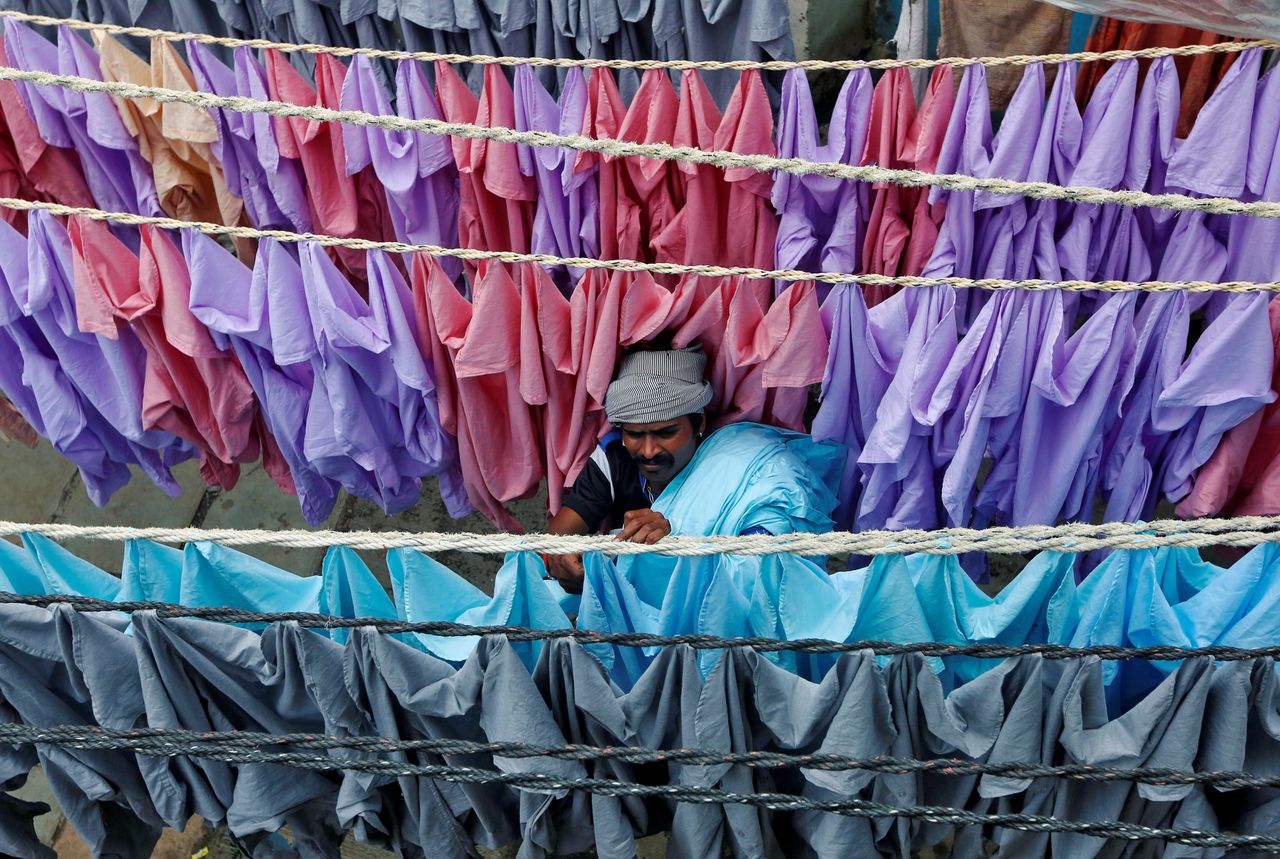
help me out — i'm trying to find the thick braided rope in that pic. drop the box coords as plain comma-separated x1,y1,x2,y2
1,8,1274,73
1,193,1275,294
3,65,1280,219
7,724,1273,789
7,592,1279,660
6,516,1280,556
1,725,1274,849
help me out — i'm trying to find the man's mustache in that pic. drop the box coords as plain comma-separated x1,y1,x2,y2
634,454,674,468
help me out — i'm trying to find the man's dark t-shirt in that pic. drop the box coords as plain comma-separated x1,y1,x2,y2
561,433,652,533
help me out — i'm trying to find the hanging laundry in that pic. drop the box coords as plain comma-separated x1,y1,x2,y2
656,70,778,273
410,256,543,531
513,65,600,292
92,33,243,229
587,68,682,265
771,67,874,299
1100,50,1275,523
1076,17,1241,138
186,44,314,236
339,55,462,277
67,217,277,491
1179,64,1280,518
435,61,537,285
185,231,340,524
860,66,954,306
264,49,395,284
296,242,468,517
515,260,589,513
0,213,195,504
0,39,95,232
1,21,163,221
651,0,794,107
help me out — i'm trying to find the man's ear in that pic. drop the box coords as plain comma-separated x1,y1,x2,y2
695,414,707,437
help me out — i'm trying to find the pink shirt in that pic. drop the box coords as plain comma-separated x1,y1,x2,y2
411,255,541,531
860,67,953,306
658,71,779,273
435,62,536,281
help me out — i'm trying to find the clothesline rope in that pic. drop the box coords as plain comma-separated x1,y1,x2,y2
4,194,1278,294
4,65,1280,219
5,515,1280,556
2,8,1274,73
7,592,1280,661
9,723,1270,789
3,724,1272,849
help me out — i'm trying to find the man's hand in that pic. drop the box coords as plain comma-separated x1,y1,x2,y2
616,509,672,544
546,552,585,594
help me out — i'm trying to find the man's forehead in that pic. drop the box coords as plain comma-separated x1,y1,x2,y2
618,418,686,434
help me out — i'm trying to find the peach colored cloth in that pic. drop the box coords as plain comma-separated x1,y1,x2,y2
93,33,242,230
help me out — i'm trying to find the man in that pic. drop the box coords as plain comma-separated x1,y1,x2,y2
547,344,842,592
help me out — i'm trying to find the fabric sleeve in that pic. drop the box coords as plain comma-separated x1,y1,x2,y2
561,459,615,534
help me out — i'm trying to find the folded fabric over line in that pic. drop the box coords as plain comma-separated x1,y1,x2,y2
0,599,1277,858
4,525,1280,709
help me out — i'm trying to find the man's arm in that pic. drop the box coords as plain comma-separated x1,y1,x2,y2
545,505,590,594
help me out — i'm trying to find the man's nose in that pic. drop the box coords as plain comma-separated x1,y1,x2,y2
639,437,662,459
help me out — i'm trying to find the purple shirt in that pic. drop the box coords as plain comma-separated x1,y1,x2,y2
186,232,340,524
0,219,137,505
771,68,873,299
512,64,599,292
1096,50,1275,522
297,242,468,517
185,43,313,234
2,213,194,501
340,55,461,276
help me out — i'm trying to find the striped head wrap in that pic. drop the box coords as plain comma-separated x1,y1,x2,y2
604,345,714,425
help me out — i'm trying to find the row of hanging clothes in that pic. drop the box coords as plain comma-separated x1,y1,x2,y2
0,0,795,105
1,532,1279,857
0,19,1277,536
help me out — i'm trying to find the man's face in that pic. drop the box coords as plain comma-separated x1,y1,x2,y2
619,416,701,488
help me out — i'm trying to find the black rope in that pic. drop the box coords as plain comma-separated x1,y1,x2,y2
1,724,1274,790
1,723,1275,851
5,591,1279,661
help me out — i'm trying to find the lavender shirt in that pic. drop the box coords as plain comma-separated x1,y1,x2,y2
771,68,873,299
339,55,461,277
513,64,599,292
186,232,341,524
297,242,468,517
186,43,313,233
